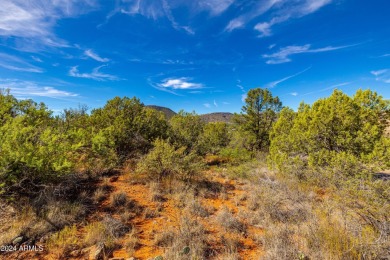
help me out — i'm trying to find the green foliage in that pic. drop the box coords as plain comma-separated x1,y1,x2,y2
236,88,282,151
0,94,78,194
268,89,390,178
137,139,203,182
198,122,230,155
363,137,390,169
170,110,204,153
218,147,252,165
90,97,169,160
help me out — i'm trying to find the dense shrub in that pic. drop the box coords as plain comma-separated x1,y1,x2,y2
198,122,230,155
90,97,169,160
268,89,390,178
170,110,204,153
137,139,204,182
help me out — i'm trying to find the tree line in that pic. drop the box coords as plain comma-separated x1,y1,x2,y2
0,87,389,198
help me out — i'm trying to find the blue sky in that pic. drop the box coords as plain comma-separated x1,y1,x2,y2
0,0,389,114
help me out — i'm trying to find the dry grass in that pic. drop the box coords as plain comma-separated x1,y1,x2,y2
84,216,130,250
110,191,128,208
161,216,208,259
216,207,246,234
47,225,79,257
93,187,107,203
124,229,140,255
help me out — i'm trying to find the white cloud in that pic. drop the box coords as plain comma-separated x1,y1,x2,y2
302,82,351,96
119,0,233,34
290,92,298,96
69,65,118,81
223,0,332,35
241,93,247,103
371,69,388,77
254,22,272,37
160,77,203,90
204,103,211,108
1,79,78,98
371,69,390,83
161,0,194,34
225,19,245,32
263,44,351,64
0,53,43,73
214,100,218,107
197,0,234,16
0,0,96,48
254,0,332,36
84,49,110,62
225,0,281,32
31,56,43,63
266,66,311,88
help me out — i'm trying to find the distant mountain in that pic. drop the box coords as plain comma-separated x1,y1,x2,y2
146,105,177,119
147,105,234,123
200,112,234,123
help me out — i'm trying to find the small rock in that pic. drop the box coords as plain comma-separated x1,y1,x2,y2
12,236,23,245
70,250,81,257
81,246,92,255
89,243,105,260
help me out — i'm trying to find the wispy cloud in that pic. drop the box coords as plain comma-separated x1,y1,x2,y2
119,0,233,33
161,0,194,34
225,0,332,35
214,100,218,107
0,1,96,48
204,103,211,108
0,53,43,73
225,0,282,32
266,66,311,88
1,79,78,99
289,92,298,96
159,77,203,90
302,82,351,96
371,69,390,83
31,56,43,63
253,0,332,37
69,65,118,81
263,44,351,64
84,49,110,62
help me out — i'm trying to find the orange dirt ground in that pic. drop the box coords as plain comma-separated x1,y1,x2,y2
1,170,264,260
108,171,264,260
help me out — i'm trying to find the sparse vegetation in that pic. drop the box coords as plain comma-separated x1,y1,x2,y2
0,88,389,259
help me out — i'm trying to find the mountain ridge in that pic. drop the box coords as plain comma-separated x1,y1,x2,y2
146,105,234,123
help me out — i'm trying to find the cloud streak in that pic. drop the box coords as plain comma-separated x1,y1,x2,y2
266,66,311,88
371,69,390,83
69,65,118,81
0,0,96,48
84,49,110,62
224,0,332,35
302,82,351,96
1,79,78,98
0,53,43,73
263,44,352,64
